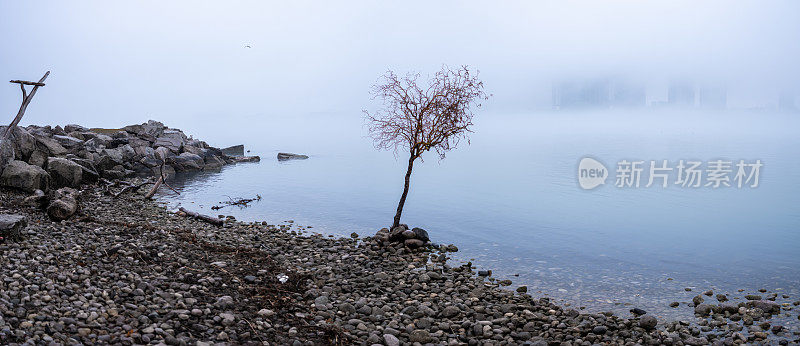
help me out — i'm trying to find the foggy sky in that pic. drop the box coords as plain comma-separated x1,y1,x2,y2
1,1,798,141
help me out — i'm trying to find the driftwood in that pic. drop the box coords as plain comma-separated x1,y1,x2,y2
47,187,79,221
178,207,223,226
4,71,50,140
113,178,155,198
144,161,179,199
211,195,262,210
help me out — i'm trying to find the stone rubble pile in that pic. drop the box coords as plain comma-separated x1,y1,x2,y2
0,120,257,193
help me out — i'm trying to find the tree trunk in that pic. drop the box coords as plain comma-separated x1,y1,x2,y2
392,155,415,229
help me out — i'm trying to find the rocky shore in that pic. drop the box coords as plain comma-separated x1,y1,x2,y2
0,123,799,345
0,120,257,193
0,186,797,345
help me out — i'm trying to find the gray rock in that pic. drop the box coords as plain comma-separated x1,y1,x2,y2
22,189,47,208
441,306,460,318
0,214,26,241
404,239,424,248
747,300,781,314
383,334,400,346
64,124,88,133
277,152,309,161
154,130,185,153
639,315,657,330
694,304,713,316
204,155,226,170
46,157,84,188
35,135,67,156
53,135,84,149
1,160,50,192
221,145,244,157
170,153,204,171
408,329,431,343
411,227,430,242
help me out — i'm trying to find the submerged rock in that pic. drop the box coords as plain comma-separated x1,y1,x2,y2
277,152,309,161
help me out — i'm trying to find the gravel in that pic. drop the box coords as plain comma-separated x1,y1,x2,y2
1,182,798,345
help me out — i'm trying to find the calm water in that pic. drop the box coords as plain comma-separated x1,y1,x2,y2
158,110,800,325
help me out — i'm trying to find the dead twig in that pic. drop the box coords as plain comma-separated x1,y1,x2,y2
211,194,262,210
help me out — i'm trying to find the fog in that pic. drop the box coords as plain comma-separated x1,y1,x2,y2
1,1,799,145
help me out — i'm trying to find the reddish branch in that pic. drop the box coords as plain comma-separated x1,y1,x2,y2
364,65,488,229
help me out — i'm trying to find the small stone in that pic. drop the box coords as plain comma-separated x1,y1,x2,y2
441,306,460,318
592,325,607,335
409,330,431,343
350,232,358,238
257,309,274,317
669,302,680,308
639,315,657,330
516,286,528,293
383,334,400,346
693,295,704,306
244,275,256,283
694,304,712,316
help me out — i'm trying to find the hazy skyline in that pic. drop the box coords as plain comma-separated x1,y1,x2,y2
1,1,799,139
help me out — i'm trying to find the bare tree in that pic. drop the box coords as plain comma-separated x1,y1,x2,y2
365,65,488,230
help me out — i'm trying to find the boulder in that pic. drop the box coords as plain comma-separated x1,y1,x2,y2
52,135,84,149
0,214,26,241
47,187,79,221
46,157,84,188
204,155,226,170
154,146,174,161
27,150,48,167
35,135,68,156
99,148,124,166
84,137,108,152
639,315,657,330
747,300,781,314
404,239,425,248
64,124,88,133
22,189,47,208
118,144,136,162
221,145,244,157
133,145,155,160
170,152,204,171
2,126,37,161
154,129,186,153
1,160,51,192
66,131,85,141
277,152,308,161
412,227,430,242
0,138,14,168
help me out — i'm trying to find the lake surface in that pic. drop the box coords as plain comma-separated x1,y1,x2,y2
157,110,800,325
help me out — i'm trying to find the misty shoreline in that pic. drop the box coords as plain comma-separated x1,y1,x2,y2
1,121,798,344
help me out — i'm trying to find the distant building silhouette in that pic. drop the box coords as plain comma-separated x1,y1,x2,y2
552,79,645,110
778,92,797,112
699,86,727,109
668,82,695,107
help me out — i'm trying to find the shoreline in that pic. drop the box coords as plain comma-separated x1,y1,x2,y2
1,122,798,344
1,183,797,345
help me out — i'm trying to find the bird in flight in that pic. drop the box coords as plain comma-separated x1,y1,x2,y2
244,45,252,48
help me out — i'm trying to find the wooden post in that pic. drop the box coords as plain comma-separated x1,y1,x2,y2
4,71,50,140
